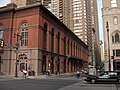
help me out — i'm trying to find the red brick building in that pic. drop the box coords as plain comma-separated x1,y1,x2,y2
0,3,89,76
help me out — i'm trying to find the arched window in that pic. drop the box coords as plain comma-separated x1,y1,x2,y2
112,35,114,43
43,23,47,50
64,37,66,55
51,28,54,52
74,43,75,56
19,54,28,59
115,33,119,43
114,16,118,25
67,39,70,55
71,41,72,55
0,25,4,39
20,22,29,46
58,32,60,53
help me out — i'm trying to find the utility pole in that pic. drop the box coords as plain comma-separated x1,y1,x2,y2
106,21,111,71
14,33,21,78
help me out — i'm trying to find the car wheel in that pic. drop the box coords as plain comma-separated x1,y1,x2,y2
90,79,96,84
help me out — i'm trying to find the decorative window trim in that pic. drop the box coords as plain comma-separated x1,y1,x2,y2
113,49,120,57
19,54,28,60
113,16,118,25
115,33,119,43
43,23,47,50
112,31,120,44
20,22,29,47
51,28,54,52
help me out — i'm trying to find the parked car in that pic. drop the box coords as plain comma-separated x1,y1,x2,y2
84,71,120,84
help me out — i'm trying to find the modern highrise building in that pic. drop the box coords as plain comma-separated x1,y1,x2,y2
90,0,101,67
11,0,100,66
11,0,26,7
102,0,120,71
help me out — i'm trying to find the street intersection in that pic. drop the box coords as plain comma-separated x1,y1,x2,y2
0,75,120,90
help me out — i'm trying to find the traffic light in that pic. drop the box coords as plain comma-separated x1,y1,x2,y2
0,39,4,48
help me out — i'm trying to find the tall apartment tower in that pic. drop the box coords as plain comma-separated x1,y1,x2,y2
11,0,51,7
64,0,100,66
11,0,100,65
11,0,64,21
11,0,27,7
102,0,120,71
65,0,92,64
49,0,64,22
90,0,100,66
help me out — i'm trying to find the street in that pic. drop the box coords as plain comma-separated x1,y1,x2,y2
0,77,120,90
0,79,79,90
59,81,120,90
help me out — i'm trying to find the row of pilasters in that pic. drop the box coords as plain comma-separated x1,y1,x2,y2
38,53,85,75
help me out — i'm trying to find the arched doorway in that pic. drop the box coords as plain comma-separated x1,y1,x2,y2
42,55,46,74
19,54,28,71
50,56,54,74
57,56,60,74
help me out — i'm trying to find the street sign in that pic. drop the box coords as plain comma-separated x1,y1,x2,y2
15,49,21,53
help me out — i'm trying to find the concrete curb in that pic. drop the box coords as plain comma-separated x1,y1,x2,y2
0,72,85,80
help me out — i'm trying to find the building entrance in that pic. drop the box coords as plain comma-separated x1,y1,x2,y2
113,59,120,70
19,54,28,71
42,55,46,74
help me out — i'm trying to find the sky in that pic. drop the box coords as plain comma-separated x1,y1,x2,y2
0,0,10,7
0,0,104,42
97,0,103,42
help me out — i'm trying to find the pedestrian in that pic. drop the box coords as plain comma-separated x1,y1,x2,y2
46,69,50,78
76,70,80,79
22,69,27,79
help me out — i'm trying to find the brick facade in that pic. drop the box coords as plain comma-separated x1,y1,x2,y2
0,3,89,76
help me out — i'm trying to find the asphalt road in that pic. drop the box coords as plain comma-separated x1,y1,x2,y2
0,79,79,90
0,78,120,90
59,81,120,90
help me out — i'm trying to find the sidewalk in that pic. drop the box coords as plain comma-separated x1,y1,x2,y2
0,72,84,80
35,72,82,80
0,75,15,81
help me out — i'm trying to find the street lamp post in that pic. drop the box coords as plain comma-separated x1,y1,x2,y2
106,21,111,71
14,33,21,77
